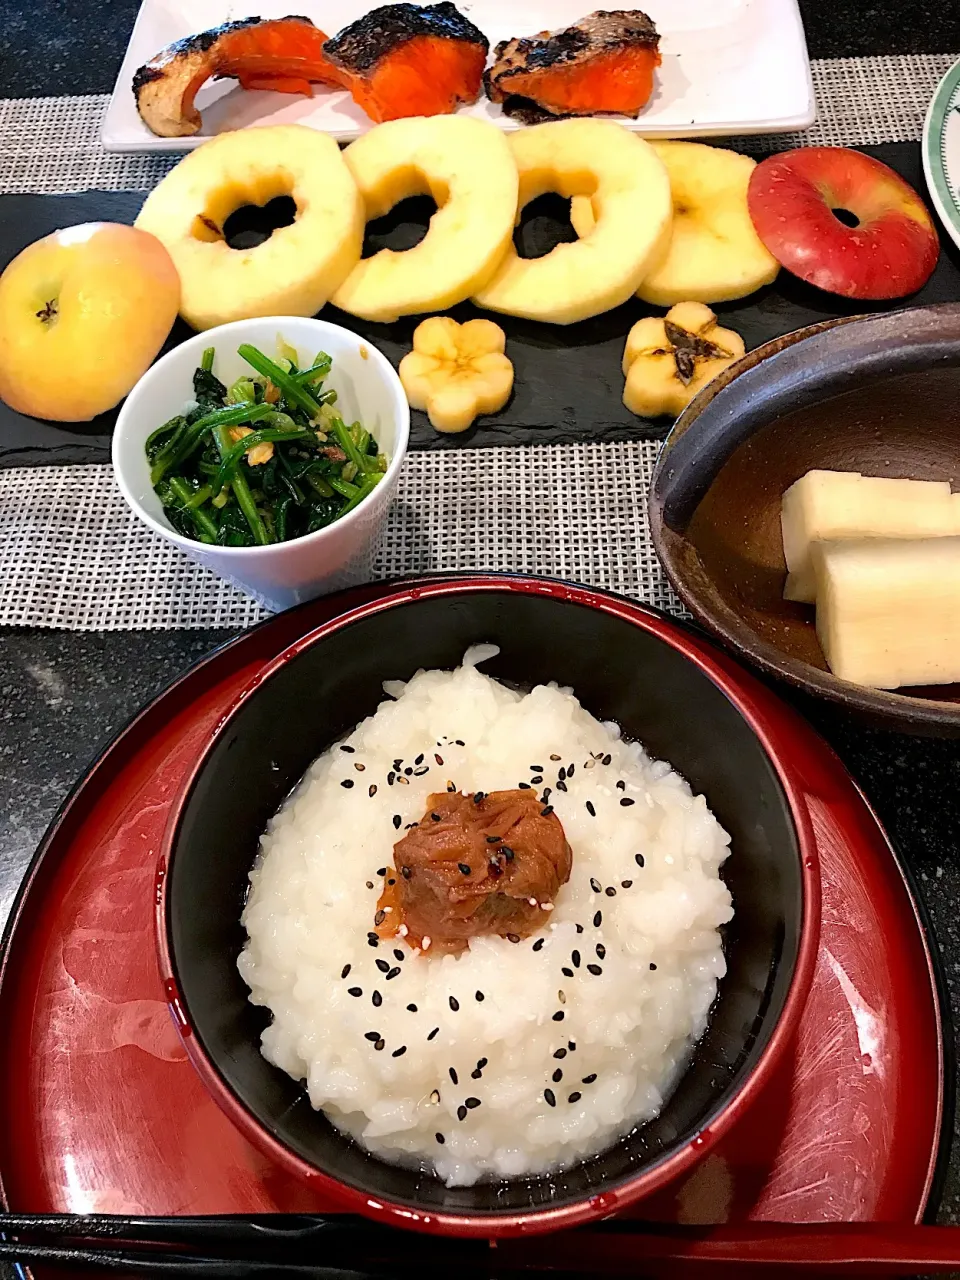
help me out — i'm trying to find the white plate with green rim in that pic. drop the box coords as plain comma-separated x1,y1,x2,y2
923,55,960,253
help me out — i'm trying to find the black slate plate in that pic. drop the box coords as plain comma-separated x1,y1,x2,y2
2,142,959,468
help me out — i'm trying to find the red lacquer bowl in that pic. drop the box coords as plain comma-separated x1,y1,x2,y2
157,577,822,1236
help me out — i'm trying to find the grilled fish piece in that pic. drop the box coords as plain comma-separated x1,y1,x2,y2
133,15,342,138
323,2,489,123
484,10,661,122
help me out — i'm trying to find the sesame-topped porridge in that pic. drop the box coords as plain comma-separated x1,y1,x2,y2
238,645,733,1186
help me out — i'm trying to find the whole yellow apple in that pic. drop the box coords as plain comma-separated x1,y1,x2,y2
0,222,180,421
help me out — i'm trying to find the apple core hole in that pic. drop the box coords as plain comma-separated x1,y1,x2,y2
831,206,860,229
221,195,298,249
361,195,436,259
514,193,577,260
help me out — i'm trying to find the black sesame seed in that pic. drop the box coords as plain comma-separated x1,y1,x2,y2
587,964,603,976
602,754,611,766
620,797,635,807
387,772,395,786
455,740,465,746
478,1057,488,1069
388,879,396,887
544,1089,556,1107
449,997,460,1012
552,1068,563,1083
368,785,377,798
621,880,633,889
457,1105,467,1122
635,854,645,868
518,782,532,790
376,958,389,973
650,963,658,971
450,1067,459,1084
393,815,402,829
341,779,354,789
550,754,561,761
374,1039,385,1051
475,990,484,1002
428,1027,439,1041
341,964,352,979
405,822,418,829
590,877,602,894
559,766,566,781
502,847,515,861
616,780,626,791
474,792,485,804
367,931,379,942
507,933,520,944
562,967,574,978
394,949,405,962
368,936,379,948
554,1048,567,1060
471,1068,482,1079
436,1133,445,1144
365,1031,380,1041
593,911,602,927
415,754,424,766
401,865,411,879
465,1097,481,1109
542,788,552,803
486,835,502,844
596,943,606,959
372,990,383,1006
407,1003,418,1012
435,754,444,765
377,867,387,877
530,765,544,773
586,801,596,817
386,967,401,980
556,780,568,792
532,776,544,785
532,938,545,952
582,1074,597,1084
392,1046,407,1058
568,1092,582,1104
568,1041,576,1051
354,762,365,772
458,863,471,876
575,923,584,934
348,987,362,997
605,886,616,898
404,767,413,776
541,806,554,817
412,766,428,776
447,782,456,793
572,950,581,968
374,910,386,926
340,745,355,753
552,1011,564,1022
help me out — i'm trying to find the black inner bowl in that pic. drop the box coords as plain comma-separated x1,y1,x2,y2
167,588,802,1217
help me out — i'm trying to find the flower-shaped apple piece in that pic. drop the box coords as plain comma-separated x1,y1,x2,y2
622,301,744,418
399,316,514,434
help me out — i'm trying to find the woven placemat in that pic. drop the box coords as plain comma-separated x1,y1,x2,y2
0,53,954,194
0,445,683,629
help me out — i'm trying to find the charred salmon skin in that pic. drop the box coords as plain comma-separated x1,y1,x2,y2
133,16,343,138
323,2,489,124
484,10,661,122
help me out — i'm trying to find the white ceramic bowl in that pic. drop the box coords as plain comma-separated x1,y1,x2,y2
113,317,409,612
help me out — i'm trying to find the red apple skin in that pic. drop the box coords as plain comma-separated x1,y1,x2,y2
0,222,180,421
747,147,940,300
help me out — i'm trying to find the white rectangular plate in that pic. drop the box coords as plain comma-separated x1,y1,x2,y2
102,0,815,152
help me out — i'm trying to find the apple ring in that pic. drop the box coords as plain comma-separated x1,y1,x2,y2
473,119,672,325
331,115,519,324
134,124,364,332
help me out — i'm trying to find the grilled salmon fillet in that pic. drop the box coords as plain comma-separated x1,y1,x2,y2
484,10,661,122
323,2,489,123
133,16,343,138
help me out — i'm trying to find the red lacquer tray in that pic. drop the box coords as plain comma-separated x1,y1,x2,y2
0,578,947,1246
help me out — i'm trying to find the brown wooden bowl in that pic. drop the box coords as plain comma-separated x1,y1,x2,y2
649,303,960,735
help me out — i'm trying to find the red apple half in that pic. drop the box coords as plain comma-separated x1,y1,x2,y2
747,147,940,300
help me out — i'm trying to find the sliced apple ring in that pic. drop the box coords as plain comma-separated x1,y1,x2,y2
332,116,519,324
472,119,671,326
134,124,363,332
570,141,779,306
